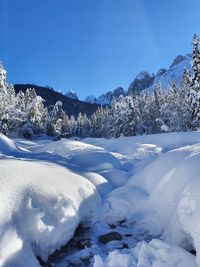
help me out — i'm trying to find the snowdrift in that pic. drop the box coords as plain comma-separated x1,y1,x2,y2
2,131,200,266
0,133,22,154
102,133,200,265
0,159,100,267
94,239,196,267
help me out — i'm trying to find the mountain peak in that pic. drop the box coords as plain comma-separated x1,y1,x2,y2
65,90,79,100
84,95,97,104
128,71,155,95
170,55,187,69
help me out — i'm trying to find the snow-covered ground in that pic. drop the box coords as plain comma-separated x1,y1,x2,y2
1,131,200,266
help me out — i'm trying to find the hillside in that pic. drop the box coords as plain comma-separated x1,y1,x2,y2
14,84,100,117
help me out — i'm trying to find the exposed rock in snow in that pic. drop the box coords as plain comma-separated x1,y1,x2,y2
170,54,188,68
128,71,155,95
98,231,122,244
149,53,192,91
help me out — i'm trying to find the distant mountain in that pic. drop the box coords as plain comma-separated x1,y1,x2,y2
85,87,126,105
14,84,99,117
84,54,192,104
149,54,192,91
65,90,79,100
84,95,98,104
128,71,155,95
128,54,192,95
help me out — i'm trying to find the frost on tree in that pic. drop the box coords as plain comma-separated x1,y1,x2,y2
0,62,7,92
190,34,200,127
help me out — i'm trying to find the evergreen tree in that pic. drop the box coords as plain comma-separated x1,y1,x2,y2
181,68,193,130
190,34,200,127
0,63,7,92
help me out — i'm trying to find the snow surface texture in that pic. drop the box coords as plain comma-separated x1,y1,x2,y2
0,137,101,266
1,131,200,266
94,239,196,267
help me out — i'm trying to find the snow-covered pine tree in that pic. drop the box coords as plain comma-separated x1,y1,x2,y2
111,96,127,137
189,34,200,128
153,84,165,133
0,63,7,92
161,81,182,132
181,68,193,130
0,63,9,134
46,101,66,138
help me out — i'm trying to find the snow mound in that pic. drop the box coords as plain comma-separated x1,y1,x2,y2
69,150,121,171
29,138,122,173
0,159,100,267
82,172,113,196
0,133,21,154
102,141,200,264
94,239,196,267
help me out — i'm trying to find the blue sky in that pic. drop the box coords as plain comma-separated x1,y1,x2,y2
0,0,200,99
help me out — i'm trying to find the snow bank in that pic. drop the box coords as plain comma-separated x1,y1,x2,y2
0,133,22,154
29,138,121,171
0,159,100,266
102,140,200,264
94,239,197,267
3,131,200,266
85,131,200,156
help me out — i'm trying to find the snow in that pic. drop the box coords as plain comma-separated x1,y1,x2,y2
84,95,98,104
0,136,101,266
0,133,22,154
94,239,196,267
1,131,200,266
149,54,192,91
65,90,79,100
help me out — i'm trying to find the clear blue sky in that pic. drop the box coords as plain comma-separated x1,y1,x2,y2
0,0,200,99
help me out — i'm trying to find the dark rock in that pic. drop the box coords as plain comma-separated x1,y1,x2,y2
98,232,123,244
119,219,126,225
190,249,196,256
124,234,133,237
76,238,92,250
122,243,129,249
109,224,117,229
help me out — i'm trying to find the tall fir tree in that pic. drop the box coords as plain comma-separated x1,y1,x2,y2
189,34,200,127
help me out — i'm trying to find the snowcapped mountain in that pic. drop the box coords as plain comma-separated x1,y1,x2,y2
84,54,192,105
128,54,192,94
85,87,126,105
128,71,155,95
84,95,98,104
149,54,192,91
65,90,79,100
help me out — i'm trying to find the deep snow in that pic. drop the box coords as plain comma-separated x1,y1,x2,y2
1,131,200,266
